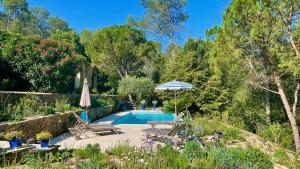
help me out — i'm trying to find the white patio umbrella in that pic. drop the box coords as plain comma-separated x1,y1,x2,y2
155,80,194,114
79,78,91,124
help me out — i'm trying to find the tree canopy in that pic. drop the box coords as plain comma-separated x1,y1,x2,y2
87,25,158,79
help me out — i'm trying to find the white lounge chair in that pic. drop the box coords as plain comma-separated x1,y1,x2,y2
68,112,121,140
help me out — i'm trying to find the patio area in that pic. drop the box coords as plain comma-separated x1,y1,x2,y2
51,110,173,150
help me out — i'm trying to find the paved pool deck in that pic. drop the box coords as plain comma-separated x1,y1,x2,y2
51,110,173,150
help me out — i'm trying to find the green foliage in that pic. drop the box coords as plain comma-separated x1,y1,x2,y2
184,141,204,160
0,94,77,122
157,145,190,169
163,97,188,113
192,117,225,136
223,127,244,142
207,147,273,169
257,123,294,150
73,144,109,168
33,38,81,92
274,149,289,167
0,0,69,36
87,25,158,79
21,151,71,169
36,131,52,141
0,31,82,93
128,0,188,44
77,159,104,169
274,149,300,169
73,144,103,159
238,147,273,169
160,39,229,115
106,143,133,157
1,94,56,121
91,98,108,108
118,76,154,102
4,131,24,140
54,98,73,112
50,30,86,57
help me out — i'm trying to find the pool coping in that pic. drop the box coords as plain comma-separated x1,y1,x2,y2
92,110,166,125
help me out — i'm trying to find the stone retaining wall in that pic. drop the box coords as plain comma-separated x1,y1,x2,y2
0,106,114,140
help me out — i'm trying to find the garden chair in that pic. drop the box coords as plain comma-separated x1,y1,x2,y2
68,112,121,140
148,112,185,128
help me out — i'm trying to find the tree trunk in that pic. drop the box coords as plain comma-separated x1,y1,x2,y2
275,76,300,154
265,90,271,124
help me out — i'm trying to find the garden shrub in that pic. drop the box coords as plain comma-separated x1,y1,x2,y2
91,97,108,108
77,159,104,169
273,149,300,169
0,94,78,122
106,143,133,157
73,144,109,168
223,127,244,142
55,98,73,112
274,149,289,167
158,145,190,169
184,141,205,160
20,152,71,169
192,117,225,136
237,147,273,169
73,144,101,159
204,147,273,169
163,97,188,113
191,157,217,169
257,123,294,150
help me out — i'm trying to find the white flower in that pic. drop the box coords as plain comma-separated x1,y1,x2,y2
139,159,144,163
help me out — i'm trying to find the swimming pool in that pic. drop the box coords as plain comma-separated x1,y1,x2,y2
112,112,175,125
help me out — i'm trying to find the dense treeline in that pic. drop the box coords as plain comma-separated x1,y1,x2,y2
1,0,300,154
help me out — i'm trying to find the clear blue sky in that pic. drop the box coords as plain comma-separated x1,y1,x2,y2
28,0,230,44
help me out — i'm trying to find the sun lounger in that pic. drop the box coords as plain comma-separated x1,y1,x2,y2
68,112,121,140
148,112,184,128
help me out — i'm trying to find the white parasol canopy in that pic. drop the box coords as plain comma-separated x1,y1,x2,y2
79,78,91,108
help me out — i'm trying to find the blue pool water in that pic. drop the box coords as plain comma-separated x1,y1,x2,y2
112,112,175,125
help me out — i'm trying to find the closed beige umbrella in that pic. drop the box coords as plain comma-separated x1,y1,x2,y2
79,78,91,124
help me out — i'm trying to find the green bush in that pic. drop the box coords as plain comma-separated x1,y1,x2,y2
257,123,294,150
238,147,273,169
191,157,217,169
91,98,108,108
274,149,289,166
106,143,133,157
158,145,190,169
163,98,188,113
55,98,72,112
184,141,205,160
77,159,104,169
223,127,244,142
195,147,273,169
192,118,225,136
73,144,101,159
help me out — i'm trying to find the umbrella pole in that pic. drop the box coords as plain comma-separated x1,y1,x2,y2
175,91,177,114
86,107,89,125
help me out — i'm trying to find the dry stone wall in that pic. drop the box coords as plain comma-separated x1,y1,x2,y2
0,106,114,140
